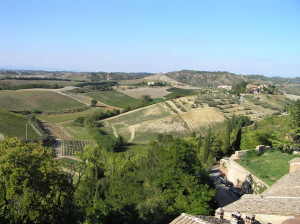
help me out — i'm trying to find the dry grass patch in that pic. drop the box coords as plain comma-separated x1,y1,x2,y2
119,87,171,99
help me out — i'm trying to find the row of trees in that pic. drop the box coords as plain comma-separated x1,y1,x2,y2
0,83,63,90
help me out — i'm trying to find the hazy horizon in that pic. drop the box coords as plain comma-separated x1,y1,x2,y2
1,0,299,77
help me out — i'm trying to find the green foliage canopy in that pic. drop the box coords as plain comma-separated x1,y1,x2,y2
0,138,76,224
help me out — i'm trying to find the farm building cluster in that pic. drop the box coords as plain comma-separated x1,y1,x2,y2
217,85,232,91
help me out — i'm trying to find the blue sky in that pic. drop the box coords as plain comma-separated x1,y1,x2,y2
0,0,299,76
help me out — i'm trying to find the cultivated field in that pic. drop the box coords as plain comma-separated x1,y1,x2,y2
181,105,225,131
63,122,94,140
103,98,225,143
0,110,38,139
60,139,96,156
119,86,171,99
102,93,292,144
37,107,104,123
87,90,140,108
0,79,79,87
104,103,179,143
0,90,85,112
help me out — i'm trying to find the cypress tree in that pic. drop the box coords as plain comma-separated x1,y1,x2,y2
232,121,242,152
202,128,211,163
223,120,231,156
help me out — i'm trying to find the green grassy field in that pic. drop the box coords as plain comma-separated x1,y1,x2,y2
237,151,299,186
165,87,199,99
87,90,140,108
0,110,38,139
37,107,104,123
0,79,78,87
0,90,85,112
63,122,94,140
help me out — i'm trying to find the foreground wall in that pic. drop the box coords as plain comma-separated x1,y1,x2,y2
220,157,269,193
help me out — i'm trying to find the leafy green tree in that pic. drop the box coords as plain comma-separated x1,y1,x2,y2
0,138,76,224
223,120,231,155
233,81,248,95
201,129,211,164
289,99,300,148
75,145,106,223
140,95,153,106
232,120,242,152
91,99,97,107
210,131,224,160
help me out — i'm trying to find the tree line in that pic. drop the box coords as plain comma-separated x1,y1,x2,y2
0,83,63,90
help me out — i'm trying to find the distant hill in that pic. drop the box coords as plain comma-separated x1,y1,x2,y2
164,70,245,87
1,69,300,87
165,70,300,87
0,70,153,81
245,75,300,84
143,73,185,85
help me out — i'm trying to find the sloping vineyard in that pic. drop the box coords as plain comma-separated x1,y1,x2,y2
60,139,96,156
180,105,225,131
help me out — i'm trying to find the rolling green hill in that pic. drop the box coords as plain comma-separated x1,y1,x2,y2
0,110,38,139
87,90,140,108
0,90,85,112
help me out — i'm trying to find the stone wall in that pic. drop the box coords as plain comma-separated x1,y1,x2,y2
289,158,300,173
220,157,269,193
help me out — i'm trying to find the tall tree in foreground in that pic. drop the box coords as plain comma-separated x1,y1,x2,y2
289,99,300,148
223,120,231,155
0,138,76,224
232,120,242,152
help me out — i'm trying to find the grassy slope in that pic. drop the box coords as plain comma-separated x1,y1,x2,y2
243,94,293,111
0,110,38,139
237,151,299,186
104,103,183,144
87,90,140,108
280,84,300,96
37,107,104,123
0,90,85,112
165,87,198,99
106,103,172,126
62,122,94,140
